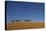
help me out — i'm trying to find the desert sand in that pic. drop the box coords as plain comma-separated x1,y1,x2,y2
6,22,45,30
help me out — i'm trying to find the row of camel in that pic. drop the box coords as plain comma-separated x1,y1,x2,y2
11,19,32,22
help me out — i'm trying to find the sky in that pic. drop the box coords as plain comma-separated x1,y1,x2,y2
7,1,44,22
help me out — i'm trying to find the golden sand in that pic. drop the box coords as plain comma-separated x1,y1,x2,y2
7,22,45,30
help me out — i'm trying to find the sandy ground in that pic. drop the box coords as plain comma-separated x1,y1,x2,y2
6,22,45,30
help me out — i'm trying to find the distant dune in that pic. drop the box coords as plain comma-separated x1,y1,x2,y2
6,22,45,30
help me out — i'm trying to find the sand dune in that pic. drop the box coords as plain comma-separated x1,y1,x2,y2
6,22,45,30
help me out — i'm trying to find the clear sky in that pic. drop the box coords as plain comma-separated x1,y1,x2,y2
7,1,44,22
